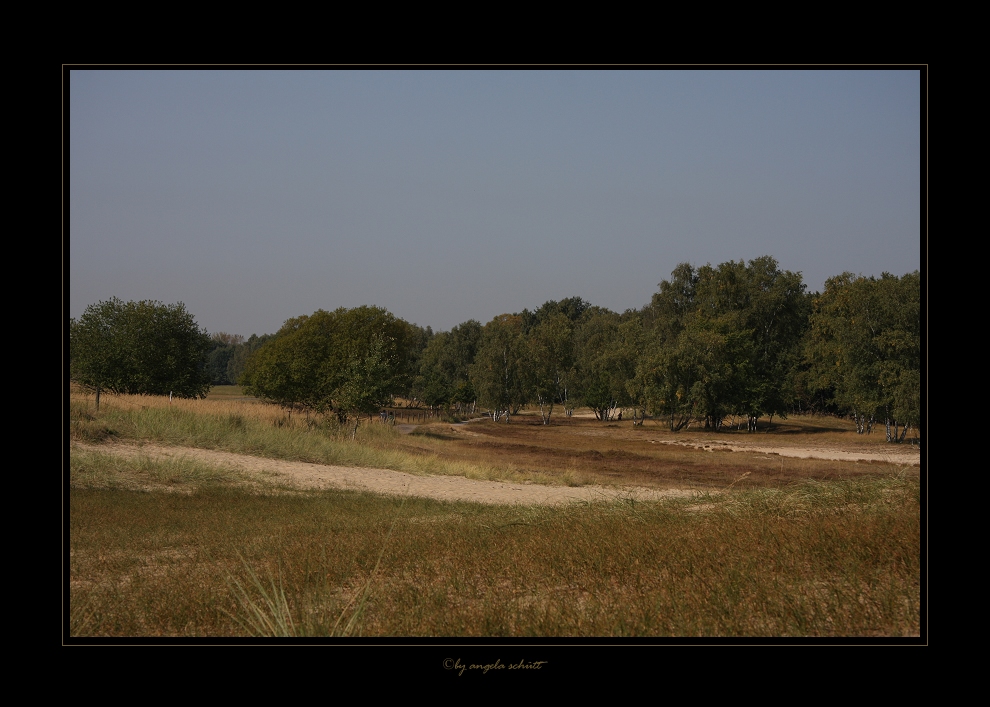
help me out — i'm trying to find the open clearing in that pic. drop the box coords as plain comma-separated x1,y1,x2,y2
68,397,922,638
71,415,919,505
68,389,921,501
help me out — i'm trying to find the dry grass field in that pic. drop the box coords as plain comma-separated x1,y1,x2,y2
403,413,919,491
67,386,923,640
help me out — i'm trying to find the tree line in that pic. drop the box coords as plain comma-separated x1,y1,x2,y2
69,257,921,442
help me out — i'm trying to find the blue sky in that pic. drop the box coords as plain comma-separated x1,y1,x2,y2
69,69,922,337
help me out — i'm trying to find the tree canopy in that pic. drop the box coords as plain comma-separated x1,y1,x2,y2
240,306,414,423
572,308,637,421
470,314,527,422
75,257,919,444
804,271,920,439
525,312,575,424
639,257,809,430
416,320,482,412
69,298,212,408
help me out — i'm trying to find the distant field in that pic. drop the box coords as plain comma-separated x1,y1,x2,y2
206,385,250,398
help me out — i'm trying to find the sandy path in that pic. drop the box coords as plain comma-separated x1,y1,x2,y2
649,438,921,465
71,442,697,506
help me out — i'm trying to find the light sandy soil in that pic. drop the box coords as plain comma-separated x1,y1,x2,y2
71,442,698,506
647,437,921,465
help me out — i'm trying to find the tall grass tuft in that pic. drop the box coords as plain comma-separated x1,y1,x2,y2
225,553,297,637
222,497,407,638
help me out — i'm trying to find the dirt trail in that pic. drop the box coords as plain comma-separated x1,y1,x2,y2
649,438,921,465
71,442,698,506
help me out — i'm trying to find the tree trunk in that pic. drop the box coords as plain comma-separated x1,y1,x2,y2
538,396,553,425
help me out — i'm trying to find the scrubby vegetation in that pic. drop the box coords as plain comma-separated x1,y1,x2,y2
67,255,922,639
71,258,921,443
69,455,920,638
68,388,921,638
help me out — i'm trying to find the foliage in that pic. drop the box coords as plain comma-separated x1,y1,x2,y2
69,298,212,407
727,256,809,426
572,308,637,421
520,296,591,334
206,332,245,386
640,315,751,430
416,321,482,411
240,306,413,423
470,314,527,421
524,312,575,424
227,333,274,386
403,323,435,400
804,271,921,439
639,257,808,430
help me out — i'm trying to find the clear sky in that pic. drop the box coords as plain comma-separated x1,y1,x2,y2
68,69,922,337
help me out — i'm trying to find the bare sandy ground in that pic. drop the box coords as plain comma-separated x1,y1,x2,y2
71,442,698,506
648,438,921,465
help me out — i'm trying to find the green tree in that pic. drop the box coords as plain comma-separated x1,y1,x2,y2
206,333,244,385
722,256,808,430
875,272,921,442
403,322,435,402
69,298,212,409
417,320,482,413
525,312,575,424
241,307,413,424
640,312,755,430
470,314,527,422
572,308,637,421
638,333,697,431
804,271,920,441
642,262,698,340
227,333,274,386
238,318,312,416
520,297,591,334
417,331,455,411
639,257,807,431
